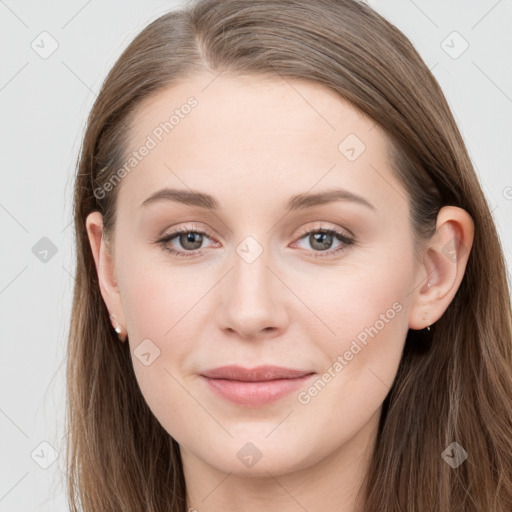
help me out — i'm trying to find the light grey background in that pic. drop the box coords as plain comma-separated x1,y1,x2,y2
1,1,511,510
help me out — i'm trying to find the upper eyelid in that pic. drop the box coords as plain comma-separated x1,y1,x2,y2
160,221,352,238
159,224,353,246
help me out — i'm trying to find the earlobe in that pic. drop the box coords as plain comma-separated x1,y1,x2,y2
85,211,128,340
109,313,128,342
408,206,474,330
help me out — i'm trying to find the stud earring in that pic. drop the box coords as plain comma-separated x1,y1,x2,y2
109,313,127,342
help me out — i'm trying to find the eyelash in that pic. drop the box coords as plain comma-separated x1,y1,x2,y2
154,224,355,259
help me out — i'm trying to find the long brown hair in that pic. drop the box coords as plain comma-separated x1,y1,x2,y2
66,0,512,510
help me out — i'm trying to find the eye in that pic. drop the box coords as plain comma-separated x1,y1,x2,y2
153,223,355,259
292,224,355,258
154,224,218,258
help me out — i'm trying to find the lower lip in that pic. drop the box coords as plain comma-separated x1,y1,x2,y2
201,374,315,406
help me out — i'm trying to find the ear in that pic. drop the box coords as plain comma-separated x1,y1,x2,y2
85,211,127,336
408,205,474,329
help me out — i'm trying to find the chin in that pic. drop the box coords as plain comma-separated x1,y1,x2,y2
188,436,318,477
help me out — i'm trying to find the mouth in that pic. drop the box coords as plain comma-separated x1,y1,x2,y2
199,365,316,407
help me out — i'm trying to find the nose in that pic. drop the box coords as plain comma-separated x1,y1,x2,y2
215,239,289,340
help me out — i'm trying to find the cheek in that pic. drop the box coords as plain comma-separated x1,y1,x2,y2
119,268,203,439
119,252,212,341
117,258,216,425
295,248,413,424
299,243,412,347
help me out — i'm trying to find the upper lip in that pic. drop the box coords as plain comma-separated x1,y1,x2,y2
200,365,315,382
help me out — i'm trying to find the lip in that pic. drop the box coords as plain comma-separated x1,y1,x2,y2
200,365,316,406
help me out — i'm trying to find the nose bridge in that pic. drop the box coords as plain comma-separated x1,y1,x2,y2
216,233,287,337
231,234,274,305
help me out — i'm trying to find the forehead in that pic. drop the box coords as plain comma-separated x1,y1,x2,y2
127,72,379,149
117,72,403,213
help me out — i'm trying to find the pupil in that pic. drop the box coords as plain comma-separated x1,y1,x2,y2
181,232,202,250
311,232,332,250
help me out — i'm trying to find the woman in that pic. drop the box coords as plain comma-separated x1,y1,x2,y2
66,0,512,510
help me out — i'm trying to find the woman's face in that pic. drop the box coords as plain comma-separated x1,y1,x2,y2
90,72,423,477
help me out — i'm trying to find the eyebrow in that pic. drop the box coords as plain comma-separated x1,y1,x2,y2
140,187,376,212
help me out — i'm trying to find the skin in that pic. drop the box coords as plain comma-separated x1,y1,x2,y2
86,71,474,512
